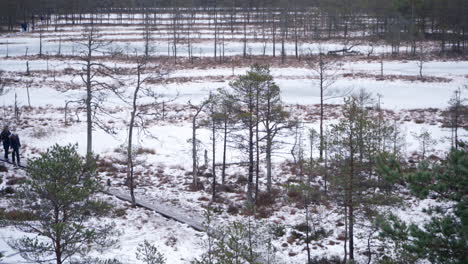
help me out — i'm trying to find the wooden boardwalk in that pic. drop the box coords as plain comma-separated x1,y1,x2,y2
1,159,205,231
104,188,205,232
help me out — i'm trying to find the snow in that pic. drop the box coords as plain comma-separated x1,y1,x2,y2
0,12,466,264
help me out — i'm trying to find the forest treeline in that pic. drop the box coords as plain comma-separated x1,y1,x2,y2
1,0,467,53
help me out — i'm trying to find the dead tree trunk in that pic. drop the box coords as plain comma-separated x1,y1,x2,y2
191,100,209,188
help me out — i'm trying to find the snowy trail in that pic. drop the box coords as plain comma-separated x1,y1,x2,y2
0,159,27,169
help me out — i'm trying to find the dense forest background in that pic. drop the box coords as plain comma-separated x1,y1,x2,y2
1,0,467,54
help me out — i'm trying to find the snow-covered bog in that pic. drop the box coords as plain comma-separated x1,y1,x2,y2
0,11,466,264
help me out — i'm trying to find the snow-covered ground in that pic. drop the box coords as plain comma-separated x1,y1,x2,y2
0,13,466,264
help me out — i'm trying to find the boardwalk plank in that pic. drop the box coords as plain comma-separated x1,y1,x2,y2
105,188,205,231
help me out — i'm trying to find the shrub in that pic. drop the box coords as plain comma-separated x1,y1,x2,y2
255,191,276,207
271,223,286,238
6,177,27,185
31,127,48,139
309,227,332,241
136,240,166,264
0,186,15,195
0,209,36,221
136,147,156,155
227,204,239,215
113,208,127,217
293,222,310,233
308,255,342,264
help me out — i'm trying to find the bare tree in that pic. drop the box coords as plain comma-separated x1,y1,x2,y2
39,30,43,57
25,79,32,108
171,6,180,63
127,57,148,206
0,70,9,96
143,13,153,58
76,21,122,161
307,49,341,160
189,98,210,189
5,39,9,58
417,43,426,79
125,53,169,206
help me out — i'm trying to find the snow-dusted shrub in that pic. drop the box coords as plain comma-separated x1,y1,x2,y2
30,127,48,139
136,240,166,264
308,255,342,264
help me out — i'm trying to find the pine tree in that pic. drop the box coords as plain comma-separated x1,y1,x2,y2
329,93,399,261
229,64,269,204
7,144,115,264
378,142,468,264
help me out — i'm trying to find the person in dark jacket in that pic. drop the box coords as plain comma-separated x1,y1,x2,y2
0,126,11,160
9,133,20,166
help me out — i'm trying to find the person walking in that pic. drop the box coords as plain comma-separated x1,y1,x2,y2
0,126,11,160
9,133,21,166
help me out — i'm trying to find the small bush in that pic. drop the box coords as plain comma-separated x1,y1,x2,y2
0,186,15,195
97,258,123,264
136,147,156,155
136,240,166,264
294,222,310,233
113,208,127,217
6,177,27,185
236,175,248,184
255,206,272,218
31,127,48,139
272,223,286,238
97,159,119,174
309,226,333,241
308,255,342,264
255,191,276,207
165,236,177,247
0,209,36,221
287,188,301,202
64,67,75,74
216,184,236,193
227,204,239,215
287,230,303,244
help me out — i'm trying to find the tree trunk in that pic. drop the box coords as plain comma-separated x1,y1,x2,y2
214,8,217,61
255,85,260,200
266,131,272,193
211,104,216,201
222,117,228,185
86,59,92,159
272,13,276,57
54,207,63,264
319,56,324,161
243,7,248,58
39,31,43,57
305,200,311,264
127,67,141,207
247,102,254,205
192,116,198,186
348,128,355,260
